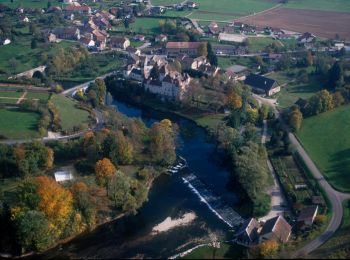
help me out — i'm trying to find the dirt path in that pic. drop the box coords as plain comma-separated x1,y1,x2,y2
16,91,27,104
233,3,282,22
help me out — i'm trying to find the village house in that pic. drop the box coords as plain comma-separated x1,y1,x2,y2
144,72,190,101
208,21,221,35
212,44,237,55
235,218,260,247
244,73,280,96
47,32,58,43
80,35,95,49
166,42,203,58
259,216,292,243
54,27,81,40
126,46,141,56
19,15,30,23
298,32,316,45
297,205,318,229
178,55,207,70
151,6,166,14
225,65,248,81
155,34,168,42
109,36,130,49
65,4,92,15
134,34,145,42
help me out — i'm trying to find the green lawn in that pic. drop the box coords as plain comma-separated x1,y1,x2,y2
284,0,350,12
25,92,50,102
187,0,277,21
268,70,323,108
247,37,281,53
0,108,40,139
297,105,350,192
311,200,350,258
51,94,91,132
113,17,169,35
181,243,245,259
0,37,74,75
0,0,61,8
218,56,254,69
152,0,182,5
195,113,226,130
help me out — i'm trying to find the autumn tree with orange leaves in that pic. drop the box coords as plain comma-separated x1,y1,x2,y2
36,176,73,237
227,92,243,110
95,158,117,189
250,240,279,258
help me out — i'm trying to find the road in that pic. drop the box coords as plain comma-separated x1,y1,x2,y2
259,119,289,223
62,71,116,97
253,94,350,257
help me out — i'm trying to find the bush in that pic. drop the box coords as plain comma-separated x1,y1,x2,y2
252,193,271,217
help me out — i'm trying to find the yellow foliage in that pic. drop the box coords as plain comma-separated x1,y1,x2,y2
95,158,117,187
251,240,279,258
227,92,243,110
10,206,24,221
46,148,54,169
36,176,73,236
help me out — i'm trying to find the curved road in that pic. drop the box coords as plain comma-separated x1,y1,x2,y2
253,94,350,257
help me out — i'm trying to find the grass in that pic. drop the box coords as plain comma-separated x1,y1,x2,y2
0,0,61,8
310,200,350,258
297,104,350,192
0,36,74,75
0,108,40,139
218,56,254,69
56,52,123,82
187,0,277,21
25,92,50,102
51,94,91,132
113,17,168,35
152,0,182,5
268,70,323,108
181,243,245,259
195,113,226,130
284,0,350,13
247,37,281,53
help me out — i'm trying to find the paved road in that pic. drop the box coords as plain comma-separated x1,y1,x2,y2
62,72,115,97
252,94,350,257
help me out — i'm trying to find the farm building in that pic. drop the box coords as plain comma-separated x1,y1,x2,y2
259,216,292,243
244,74,280,96
166,42,203,57
297,205,318,229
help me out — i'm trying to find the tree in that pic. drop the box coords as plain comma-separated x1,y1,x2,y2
250,240,279,258
46,148,54,169
332,91,344,107
47,1,52,9
9,58,19,74
197,42,208,57
108,171,130,208
289,107,303,132
207,42,218,66
31,38,37,49
36,176,73,236
107,132,134,165
16,210,54,252
328,62,344,89
227,92,242,110
95,158,117,188
149,119,176,165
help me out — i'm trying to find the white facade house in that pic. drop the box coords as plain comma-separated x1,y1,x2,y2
54,171,74,182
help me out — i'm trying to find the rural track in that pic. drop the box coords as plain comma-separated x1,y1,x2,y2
253,94,350,257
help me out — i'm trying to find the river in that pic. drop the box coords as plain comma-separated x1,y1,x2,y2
48,99,241,259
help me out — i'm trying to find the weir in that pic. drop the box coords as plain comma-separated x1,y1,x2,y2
182,173,245,229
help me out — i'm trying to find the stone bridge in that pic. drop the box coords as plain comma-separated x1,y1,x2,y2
10,65,47,79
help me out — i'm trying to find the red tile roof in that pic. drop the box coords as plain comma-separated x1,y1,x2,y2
166,42,202,49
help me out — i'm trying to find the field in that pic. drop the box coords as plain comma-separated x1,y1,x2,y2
186,0,278,21
236,7,350,41
270,155,319,209
297,105,350,192
285,0,350,13
152,0,182,5
0,90,50,105
0,36,73,75
310,200,350,258
51,94,91,132
0,108,40,139
0,0,61,8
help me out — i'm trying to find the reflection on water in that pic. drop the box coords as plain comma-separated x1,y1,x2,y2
47,100,239,259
